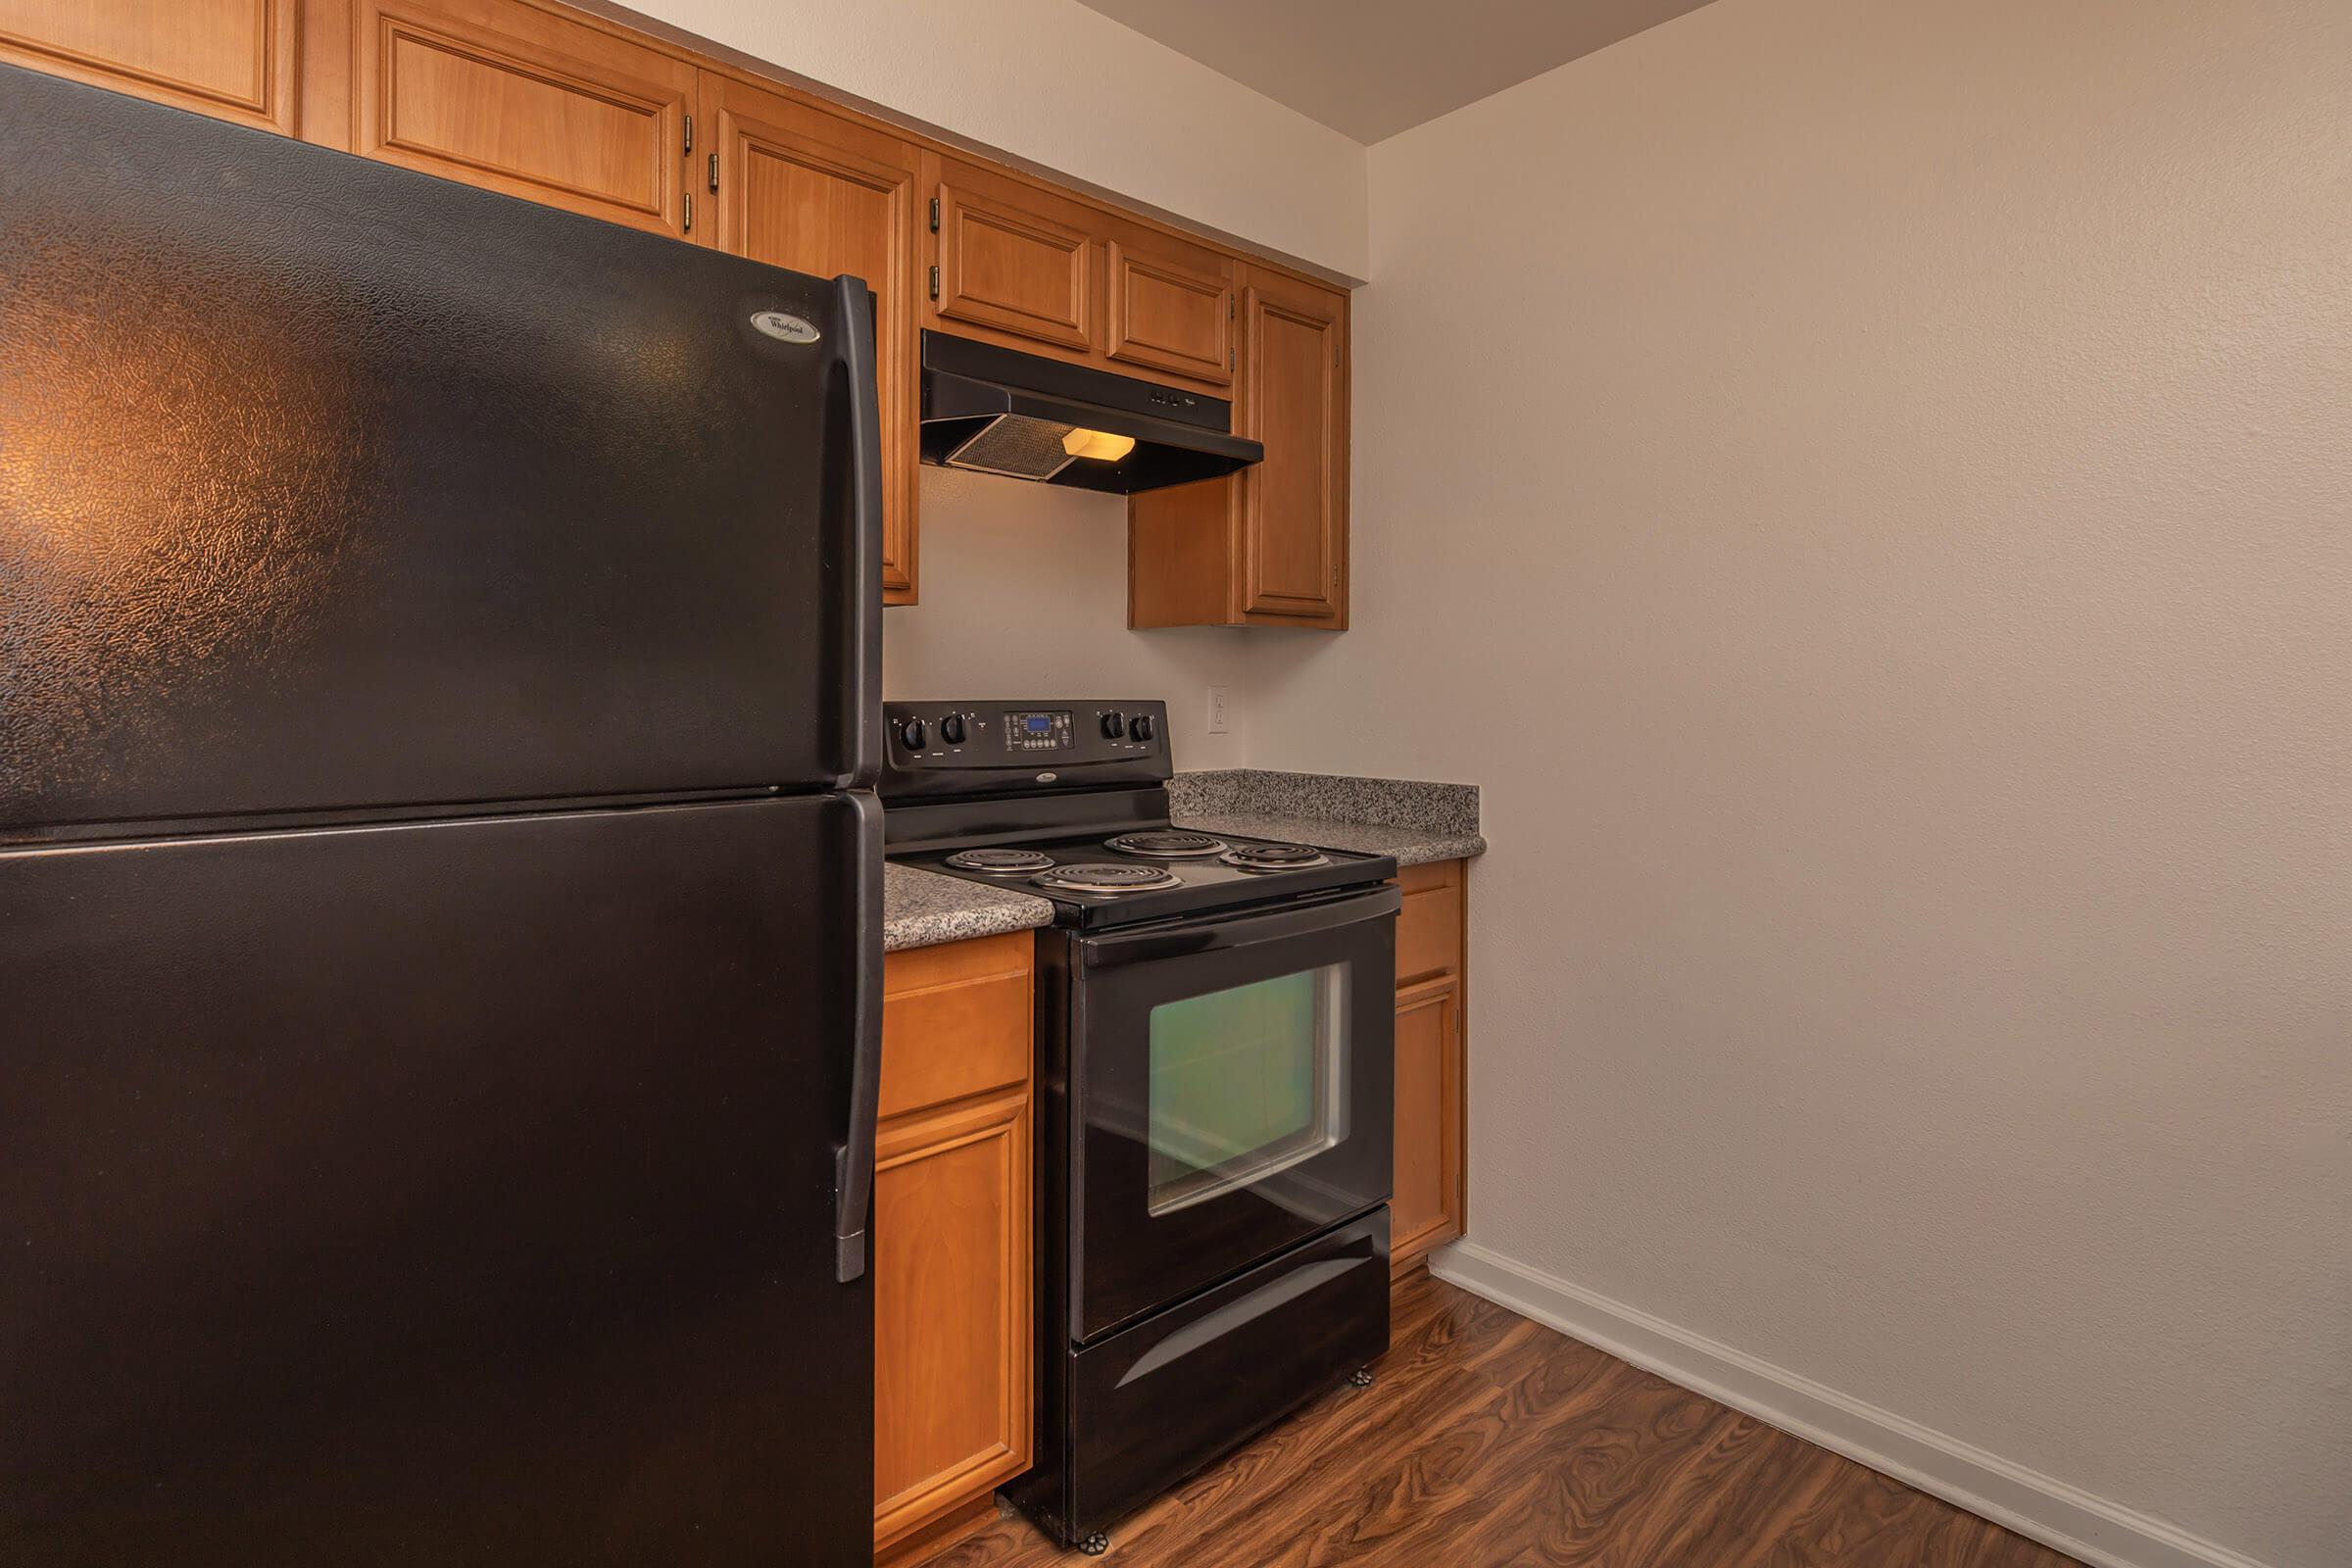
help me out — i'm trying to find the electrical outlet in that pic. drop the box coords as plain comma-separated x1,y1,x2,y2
1206,685,1231,735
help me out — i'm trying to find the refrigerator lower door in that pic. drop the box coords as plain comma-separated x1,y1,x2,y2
0,798,877,1566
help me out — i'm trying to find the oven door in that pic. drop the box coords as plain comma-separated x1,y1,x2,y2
1068,886,1397,1342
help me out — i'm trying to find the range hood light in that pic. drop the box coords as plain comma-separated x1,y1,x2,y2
1061,428,1136,464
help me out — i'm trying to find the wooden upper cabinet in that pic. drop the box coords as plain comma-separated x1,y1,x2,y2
705,74,921,602
927,154,1098,361
346,0,693,237
1128,263,1349,629
0,0,298,132
1104,228,1233,390
1237,265,1347,620
3,0,1355,629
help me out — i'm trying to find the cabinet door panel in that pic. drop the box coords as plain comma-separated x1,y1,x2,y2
0,0,296,131
709,75,919,599
1106,236,1232,388
931,158,1096,356
1391,976,1463,1271
1239,267,1347,621
1128,265,1350,629
352,0,691,235
873,1090,1032,1549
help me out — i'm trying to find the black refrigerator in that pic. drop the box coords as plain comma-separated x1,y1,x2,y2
0,65,883,1565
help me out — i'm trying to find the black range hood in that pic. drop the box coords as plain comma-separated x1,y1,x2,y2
919,331,1262,494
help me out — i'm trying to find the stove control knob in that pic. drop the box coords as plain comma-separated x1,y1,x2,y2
899,717,926,751
939,712,966,745
1101,711,1126,740
1129,713,1155,743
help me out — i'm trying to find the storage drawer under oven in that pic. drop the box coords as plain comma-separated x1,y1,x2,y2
1060,1208,1390,1543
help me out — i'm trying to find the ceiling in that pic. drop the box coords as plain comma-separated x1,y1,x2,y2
1070,0,1721,144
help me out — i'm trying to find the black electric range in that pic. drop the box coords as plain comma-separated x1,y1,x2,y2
880,699,1398,1555
881,697,1395,927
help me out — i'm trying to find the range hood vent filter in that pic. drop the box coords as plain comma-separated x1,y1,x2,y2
944,414,1081,481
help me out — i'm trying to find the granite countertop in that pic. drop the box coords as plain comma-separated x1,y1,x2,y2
882,769,1485,954
882,861,1054,954
1169,769,1487,869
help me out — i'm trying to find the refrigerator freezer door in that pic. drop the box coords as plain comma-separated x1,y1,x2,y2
0,798,875,1566
0,65,879,832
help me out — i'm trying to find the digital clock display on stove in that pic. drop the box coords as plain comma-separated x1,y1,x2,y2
1003,710,1072,752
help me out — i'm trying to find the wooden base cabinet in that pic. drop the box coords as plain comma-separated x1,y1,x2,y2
1390,860,1467,1274
873,933,1035,1558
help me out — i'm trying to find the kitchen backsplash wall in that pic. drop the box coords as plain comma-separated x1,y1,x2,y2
880,468,1260,770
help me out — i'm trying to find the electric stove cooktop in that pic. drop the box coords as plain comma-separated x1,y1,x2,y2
892,824,1393,929
878,697,1396,930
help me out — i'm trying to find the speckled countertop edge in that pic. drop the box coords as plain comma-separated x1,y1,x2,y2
1168,809,1486,868
882,861,1054,954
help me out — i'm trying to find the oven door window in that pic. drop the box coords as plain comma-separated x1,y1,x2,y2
1146,963,1349,1216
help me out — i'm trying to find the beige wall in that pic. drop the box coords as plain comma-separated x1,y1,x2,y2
611,0,1369,278
1248,2,2351,1565
881,468,1263,770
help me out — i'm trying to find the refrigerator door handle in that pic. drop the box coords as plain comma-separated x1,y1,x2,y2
834,789,885,1282
835,272,884,791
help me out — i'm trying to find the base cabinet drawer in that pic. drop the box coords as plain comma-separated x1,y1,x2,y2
879,966,1029,1119
1396,858,1464,983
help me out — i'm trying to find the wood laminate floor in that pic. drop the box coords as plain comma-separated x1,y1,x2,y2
915,1268,2081,1568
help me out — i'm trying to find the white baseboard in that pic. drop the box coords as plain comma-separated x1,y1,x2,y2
1426,1241,2270,1568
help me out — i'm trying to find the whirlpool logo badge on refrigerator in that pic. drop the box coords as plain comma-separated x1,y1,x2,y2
749,311,821,344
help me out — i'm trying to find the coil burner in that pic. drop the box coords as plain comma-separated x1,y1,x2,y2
943,848,1056,874
1220,842,1331,871
1032,862,1183,895
1103,831,1227,859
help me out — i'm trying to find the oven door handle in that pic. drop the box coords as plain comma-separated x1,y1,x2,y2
1081,885,1402,970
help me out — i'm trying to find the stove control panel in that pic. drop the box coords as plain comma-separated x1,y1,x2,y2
880,699,1172,800
1006,710,1075,752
